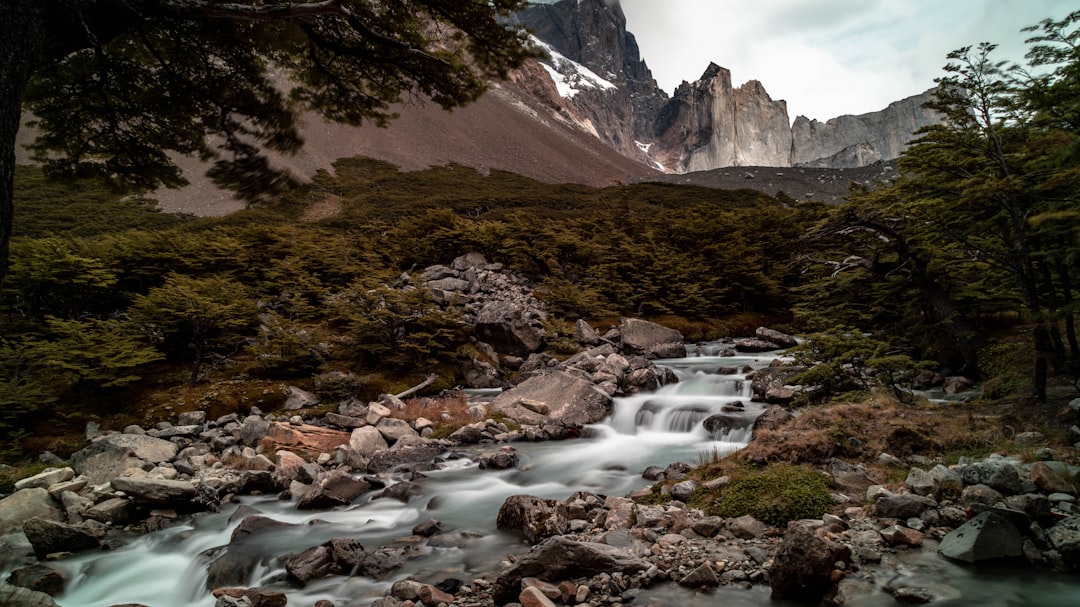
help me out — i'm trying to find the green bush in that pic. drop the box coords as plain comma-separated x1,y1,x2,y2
711,464,833,526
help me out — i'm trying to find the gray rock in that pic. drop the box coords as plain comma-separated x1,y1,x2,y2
13,468,75,492
929,464,963,498
769,522,851,602
70,434,180,485
669,480,698,502
365,437,446,474
962,460,1024,495
0,583,59,607
755,326,798,348
905,467,938,497
238,416,272,447
492,536,650,604
349,426,389,456
474,299,545,357
873,494,935,519
284,386,319,411
939,511,1023,562
296,470,371,510
734,338,779,353
962,483,1005,507
478,450,519,470
111,477,197,506
83,497,134,526
725,514,768,539
0,489,62,533
620,317,685,359
1046,515,1080,557
491,370,612,427
285,545,333,586
177,410,207,426
497,495,569,543
375,417,418,445
22,518,103,558
4,564,66,597
679,562,719,587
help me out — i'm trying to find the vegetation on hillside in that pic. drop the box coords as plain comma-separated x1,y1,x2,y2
1,12,1078,462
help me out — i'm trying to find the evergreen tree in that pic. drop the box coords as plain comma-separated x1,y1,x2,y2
0,0,534,285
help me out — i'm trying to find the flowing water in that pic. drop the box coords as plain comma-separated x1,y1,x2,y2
35,346,1080,606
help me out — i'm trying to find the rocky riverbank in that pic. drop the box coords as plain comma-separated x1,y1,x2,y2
1,254,1078,607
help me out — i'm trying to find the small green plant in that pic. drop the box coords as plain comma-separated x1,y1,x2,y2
711,463,833,526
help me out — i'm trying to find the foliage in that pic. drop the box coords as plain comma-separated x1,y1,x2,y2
710,464,834,527
129,273,258,385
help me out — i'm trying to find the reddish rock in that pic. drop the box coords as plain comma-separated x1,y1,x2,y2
261,423,350,459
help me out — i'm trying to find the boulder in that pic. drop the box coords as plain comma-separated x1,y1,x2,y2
0,489,63,533
492,536,650,604
939,511,1023,562
873,494,935,519
285,545,334,585
478,449,520,470
375,417,419,445
769,522,851,602
349,426,389,456
83,497,134,526
752,405,794,432
4,565,66,597
1046,515,1080,558
474,299,545,357
283,386,320,410
749,366,805,404
177,410,208,426
679,562,720,587
755,326,798,348
366,437,447,474
238,416,272,447
497,495,569,543
1030,462,1079,495
110,478,198,507
205,516,296,590
296,469,371,510
22,518,103,559
70,435,178,485
575,319,605,346
491,371,612,427
962,460,1024,495
619,318,685,359
905,467,939,497
734,338,779,353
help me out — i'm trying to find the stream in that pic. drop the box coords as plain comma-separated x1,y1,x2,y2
42,346,1080,607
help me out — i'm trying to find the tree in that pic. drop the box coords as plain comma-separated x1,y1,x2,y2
1,0,535,285
129,273,258,385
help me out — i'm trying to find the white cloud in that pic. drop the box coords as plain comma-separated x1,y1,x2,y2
619,0,1066,121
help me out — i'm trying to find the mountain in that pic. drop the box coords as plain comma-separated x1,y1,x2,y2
15,0,939,216
521,0,940,172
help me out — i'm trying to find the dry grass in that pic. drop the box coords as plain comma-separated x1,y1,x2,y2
738,392,1015,469
394,392,480,438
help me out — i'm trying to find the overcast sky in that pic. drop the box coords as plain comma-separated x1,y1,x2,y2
618,0,1067,122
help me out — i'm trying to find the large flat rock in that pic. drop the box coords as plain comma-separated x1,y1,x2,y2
491,371,612,427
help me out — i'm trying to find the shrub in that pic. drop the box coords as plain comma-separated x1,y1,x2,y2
711,464,833,526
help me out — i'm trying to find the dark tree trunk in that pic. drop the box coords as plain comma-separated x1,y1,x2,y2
1055,257,1079,360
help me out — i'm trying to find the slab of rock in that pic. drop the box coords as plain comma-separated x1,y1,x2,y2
111,478,197,506
873,494,935,519
283,386,319,410
755,326,798,348
13,468,75,492
71,434,179,485
83,497,134,526
491,371,612,427
260,423,350,459
492,536,650,604
22,518,103,559
497,495,569,543
0,489,62,533
619,318,685,359
938,511,1023,562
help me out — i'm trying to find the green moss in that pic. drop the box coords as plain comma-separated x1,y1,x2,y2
711,464,833,526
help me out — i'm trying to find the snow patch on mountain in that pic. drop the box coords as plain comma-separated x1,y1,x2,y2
532,37,616,99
